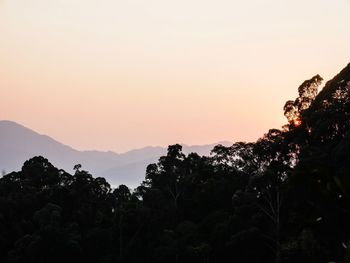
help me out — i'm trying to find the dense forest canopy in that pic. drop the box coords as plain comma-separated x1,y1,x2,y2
1,64,350,262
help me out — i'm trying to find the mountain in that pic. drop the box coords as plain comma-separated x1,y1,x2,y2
0,120,232,188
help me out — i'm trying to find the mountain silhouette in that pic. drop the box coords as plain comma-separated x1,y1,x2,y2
0,120,232,187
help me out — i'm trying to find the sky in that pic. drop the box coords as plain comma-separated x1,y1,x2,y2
0,0,349,152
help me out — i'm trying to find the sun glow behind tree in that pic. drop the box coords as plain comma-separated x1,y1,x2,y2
284,75,323,127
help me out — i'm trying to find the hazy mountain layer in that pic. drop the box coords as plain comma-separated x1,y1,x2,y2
0,120,231,187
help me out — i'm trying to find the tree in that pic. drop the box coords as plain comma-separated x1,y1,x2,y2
145,144,186,210
284,75,323,126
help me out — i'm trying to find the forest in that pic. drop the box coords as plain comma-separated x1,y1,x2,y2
1,63,350,263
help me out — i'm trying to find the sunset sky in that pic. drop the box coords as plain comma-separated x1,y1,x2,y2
0,0,349,152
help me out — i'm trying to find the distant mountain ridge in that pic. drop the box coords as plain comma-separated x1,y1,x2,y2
0,120,232,187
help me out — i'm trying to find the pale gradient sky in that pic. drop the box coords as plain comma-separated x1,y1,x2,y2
0,0,349,152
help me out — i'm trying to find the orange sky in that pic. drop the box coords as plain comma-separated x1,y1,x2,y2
1,0,349,152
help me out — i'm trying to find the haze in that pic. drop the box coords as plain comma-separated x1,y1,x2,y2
0,0,349,152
